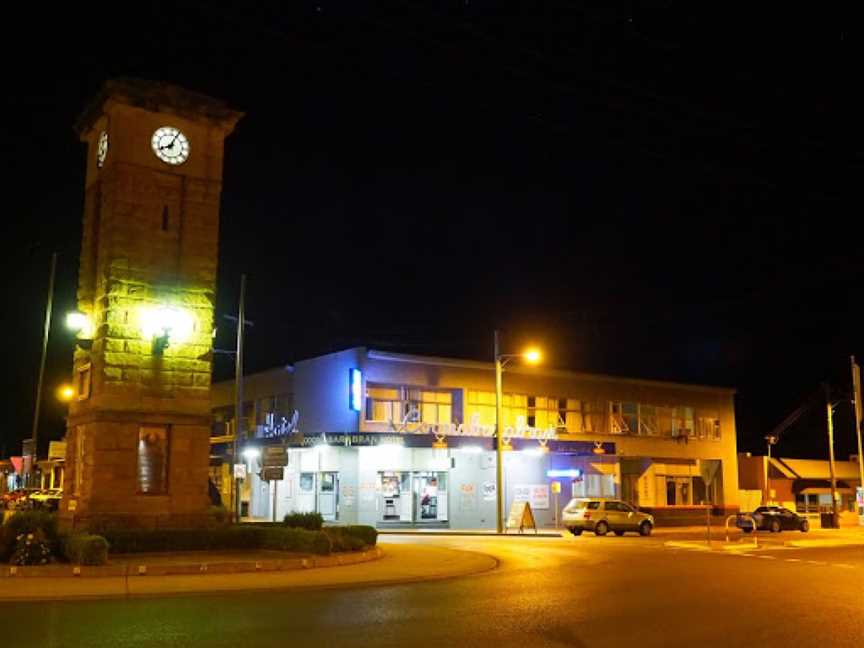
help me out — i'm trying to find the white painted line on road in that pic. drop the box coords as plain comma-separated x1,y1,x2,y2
831,564,855,569
757,555,776,560
806,560,827,565
785,559,802,562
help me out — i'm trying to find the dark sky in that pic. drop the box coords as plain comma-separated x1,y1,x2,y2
1,2,860,461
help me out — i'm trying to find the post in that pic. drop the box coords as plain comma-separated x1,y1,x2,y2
766,440,772,504
494,330,505,534
233,274,247,523
706,503,711,546
30,252,57,486
825,384,839,528
852,356,864,524
272,479,278,522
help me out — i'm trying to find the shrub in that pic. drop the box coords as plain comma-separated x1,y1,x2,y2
2,511,59,563
207,506,230,527
283,511,323,531
101,526,331,555
9,530,53,566
344,525,377,548
63,534,109,566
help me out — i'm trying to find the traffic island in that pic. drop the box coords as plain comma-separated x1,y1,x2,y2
0,543,497,601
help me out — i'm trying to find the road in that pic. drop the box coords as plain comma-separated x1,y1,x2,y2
5,533,864,648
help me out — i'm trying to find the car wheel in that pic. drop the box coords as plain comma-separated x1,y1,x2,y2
569,528,583,536
614,530,625,536
639,521,653,536
594,521,609,536
770,519,781,533
800,519,809,533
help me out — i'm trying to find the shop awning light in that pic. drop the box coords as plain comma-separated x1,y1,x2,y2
242,447,261,460
547,468,582,479
461,445,483,453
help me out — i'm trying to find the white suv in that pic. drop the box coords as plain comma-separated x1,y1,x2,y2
562,498,654,537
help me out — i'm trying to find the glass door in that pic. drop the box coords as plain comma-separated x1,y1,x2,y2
413,471,447,523
317,472,338,521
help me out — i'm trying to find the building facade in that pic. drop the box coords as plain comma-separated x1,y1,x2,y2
217,347,739,528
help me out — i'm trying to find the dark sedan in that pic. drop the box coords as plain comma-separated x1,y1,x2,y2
737,505,810,533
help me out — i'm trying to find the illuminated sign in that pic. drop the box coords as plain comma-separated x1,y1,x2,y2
349,368,362,412
546,468,582,479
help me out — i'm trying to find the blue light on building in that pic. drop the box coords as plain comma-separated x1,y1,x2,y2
547,468,582,479
349,368,362,412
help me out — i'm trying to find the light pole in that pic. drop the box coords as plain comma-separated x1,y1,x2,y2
764,434,777,504
29,252,57,486
494,330,542,533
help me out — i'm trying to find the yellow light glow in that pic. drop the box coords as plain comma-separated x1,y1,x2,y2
57,385,75,402
66,311,92,337
139,306,194,345
523,348,542,364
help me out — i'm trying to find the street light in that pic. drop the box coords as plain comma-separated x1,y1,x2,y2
56,384,75,403
494,331,544,533
764,434,778,504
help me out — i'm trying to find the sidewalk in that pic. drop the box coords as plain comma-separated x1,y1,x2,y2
0,543,497,602
659,525,864,551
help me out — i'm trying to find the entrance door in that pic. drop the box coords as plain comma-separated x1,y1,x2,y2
666,480,676,505
317,472,338,521
413,472,447,524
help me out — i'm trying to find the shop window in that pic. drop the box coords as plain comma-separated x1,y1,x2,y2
467,391,527,428
366,385,401,422
609,402,636,434
137,426,169,494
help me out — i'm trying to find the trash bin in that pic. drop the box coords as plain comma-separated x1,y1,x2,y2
820,511,839,529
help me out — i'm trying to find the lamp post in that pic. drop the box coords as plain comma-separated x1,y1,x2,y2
764,434,777,504
493,330,542,533
29,252,57,486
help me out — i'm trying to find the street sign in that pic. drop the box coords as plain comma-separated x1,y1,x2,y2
551,481,561,494
261,466,284,481
506,500,537,534
233,463,247,480
262,445,288,467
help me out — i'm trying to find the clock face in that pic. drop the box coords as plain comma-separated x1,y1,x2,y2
151,127,190,165
96,130,109,168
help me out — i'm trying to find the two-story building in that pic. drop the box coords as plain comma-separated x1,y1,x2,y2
214,347,739,528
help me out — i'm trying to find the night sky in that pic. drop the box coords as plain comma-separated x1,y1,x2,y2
2,2,860,461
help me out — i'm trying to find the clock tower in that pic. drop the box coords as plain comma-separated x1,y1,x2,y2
60,79,242,529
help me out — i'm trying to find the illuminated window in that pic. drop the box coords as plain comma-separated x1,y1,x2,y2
365,385,452,424
699,417,721,441
609,402,637,434
137,426,169,494
638,405,659,436
466,391,528,428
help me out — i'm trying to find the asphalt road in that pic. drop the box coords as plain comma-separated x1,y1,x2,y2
5,534,864,648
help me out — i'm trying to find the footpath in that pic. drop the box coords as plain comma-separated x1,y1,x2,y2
0,543,497,602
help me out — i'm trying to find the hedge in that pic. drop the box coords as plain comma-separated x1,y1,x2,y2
63,534,109,566
101,526,332,555
324,526,378,551
1,511,60,562
283,511,323,531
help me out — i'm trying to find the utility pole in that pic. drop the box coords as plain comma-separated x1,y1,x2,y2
824,383,839,528
494,330,505,534
233,274,247,523
30,252,57,487
851,356,864,524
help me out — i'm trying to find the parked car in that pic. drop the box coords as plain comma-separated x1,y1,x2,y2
562,498,655,537
1,488,38,510
736,506,810,533
29,489,62,510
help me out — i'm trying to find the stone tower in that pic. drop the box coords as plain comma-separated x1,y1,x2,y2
60,79,242,529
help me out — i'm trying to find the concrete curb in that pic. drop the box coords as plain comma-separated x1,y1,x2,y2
0,547,384,580
783,539,864,549
378,531,562,538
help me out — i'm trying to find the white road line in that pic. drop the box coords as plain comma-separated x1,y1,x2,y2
757,555,776,559
806,560,827,565
786,558,802,562
832,564,855,569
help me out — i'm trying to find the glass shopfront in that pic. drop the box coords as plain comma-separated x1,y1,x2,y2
378,470,448,524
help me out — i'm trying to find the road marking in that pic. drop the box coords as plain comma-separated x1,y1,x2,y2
786,559,802,562
806,560,826,565
757,555,776,560
831,564,855,569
